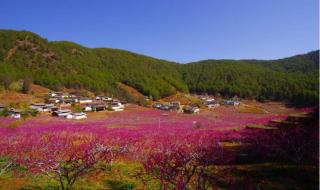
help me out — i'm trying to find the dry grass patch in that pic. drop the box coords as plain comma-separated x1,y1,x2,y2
236,103,267,114
0,91,43,105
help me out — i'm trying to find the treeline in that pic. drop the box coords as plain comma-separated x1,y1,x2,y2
0,30,318,106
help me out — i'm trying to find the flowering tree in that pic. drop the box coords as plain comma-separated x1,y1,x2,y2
137,132,234,190
1,131,126,190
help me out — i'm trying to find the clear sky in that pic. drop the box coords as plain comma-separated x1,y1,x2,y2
0,0,318,63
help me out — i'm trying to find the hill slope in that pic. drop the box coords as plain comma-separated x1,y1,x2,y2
0,30,318,105
0,30,187,99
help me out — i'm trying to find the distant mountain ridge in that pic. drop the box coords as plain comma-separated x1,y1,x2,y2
0,30,318,105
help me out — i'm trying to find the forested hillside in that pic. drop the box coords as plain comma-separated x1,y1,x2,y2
0,30,187,99
0,30,318,105
180,54,318,105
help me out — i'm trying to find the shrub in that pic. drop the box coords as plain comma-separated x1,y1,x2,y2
138,97,147,107
22,78,32,94
72,104,82,112
0,108,9,117
8,80,23,91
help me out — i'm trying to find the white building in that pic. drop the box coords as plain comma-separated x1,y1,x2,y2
73,112,87,119
30,103,54,112
52,109,72,117
79,98,93,104
65,112,87,120
83,106,93,112
111,102,124,111
8,109,21,119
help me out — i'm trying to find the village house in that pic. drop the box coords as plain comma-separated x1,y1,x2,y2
169,101,182,112
183,105,200,114
103,97,113,102
52,109,72,118
0,104,5,112
204,98,215,104
8,108,22,119
64,98,79,104
92,104,107,112
203,98,220,109
152,102,162,109
111,102,124,111
53,92,65,97
71,112,87,120
66,112,87,120
160,103,171,111
69,94,77,98
30,103,54,112
83,105,93,112
46,97,63,104
82,103,107,112
51,106,59,112
47,92,57,97
224,100,240,106
96,96,112,101
207,103,220,109
78,98,93,104
60,93,71,99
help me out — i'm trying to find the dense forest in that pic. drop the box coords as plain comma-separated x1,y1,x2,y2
180,54,319,105
0,30,318,105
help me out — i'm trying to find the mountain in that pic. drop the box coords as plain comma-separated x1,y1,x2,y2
0,30,318,105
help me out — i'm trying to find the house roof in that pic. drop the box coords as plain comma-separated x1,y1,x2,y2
9,108,22,113
79,98,92,100
73,112,86,116
31,103,46,106
56,109,71,113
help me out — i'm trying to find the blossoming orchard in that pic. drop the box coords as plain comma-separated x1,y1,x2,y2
0,105,318,189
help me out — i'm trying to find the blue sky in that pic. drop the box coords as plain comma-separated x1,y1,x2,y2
0,0,318,63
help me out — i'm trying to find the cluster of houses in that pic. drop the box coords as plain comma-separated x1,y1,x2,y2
152,101,200,114
200,96,240,108
1,91,242,119
152,101,181,112
151,95,241,114
45,92,124,110
27,103,89,120
45,92,125,119
0,92,126,120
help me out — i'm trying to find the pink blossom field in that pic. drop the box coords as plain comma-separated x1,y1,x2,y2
0,104,307,159
0,104,315,190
